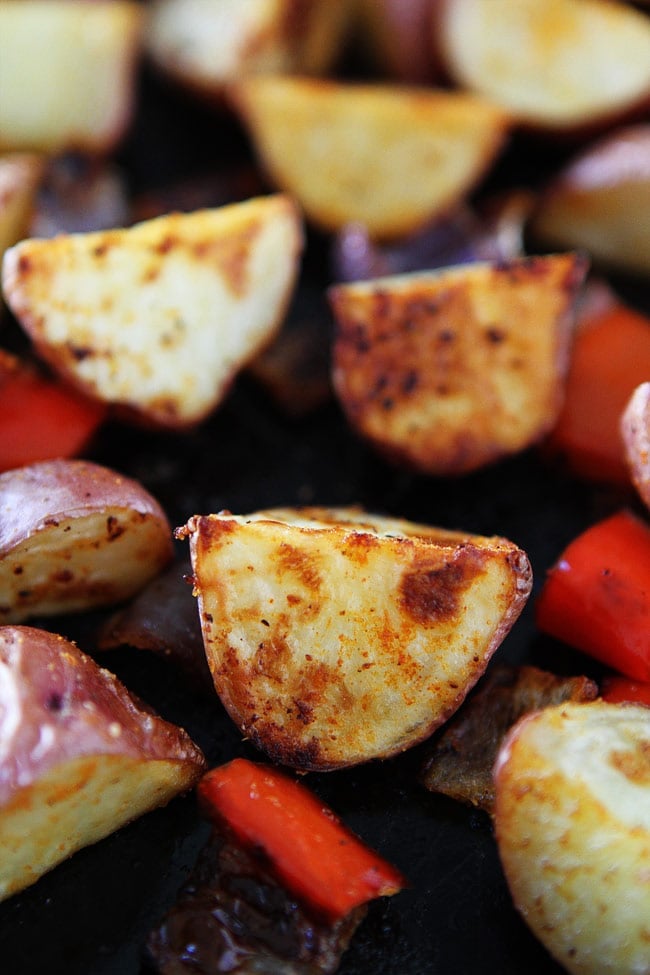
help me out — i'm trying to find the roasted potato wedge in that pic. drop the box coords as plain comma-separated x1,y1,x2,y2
0,0,144,155
531,125,650,277
177,505,532,771
1,195,303,428
145,0,351,98
622,382,650,510
0,153,44,261
432,0,650,136
0,625,205,902
330,253,588,476
0,459,173,623
494,700,650,975
230,75,509,239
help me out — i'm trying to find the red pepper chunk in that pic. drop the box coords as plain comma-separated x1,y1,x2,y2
536,510,650,682
198,758,406,923
0,355,106,472
601,676,650,708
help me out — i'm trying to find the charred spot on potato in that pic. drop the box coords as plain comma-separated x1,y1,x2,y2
400,549,485,625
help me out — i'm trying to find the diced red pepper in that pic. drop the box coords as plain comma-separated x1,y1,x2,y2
601,676,650,708
543,303,650,484
198,758,406,923
0,352,106,472
536,509,650,682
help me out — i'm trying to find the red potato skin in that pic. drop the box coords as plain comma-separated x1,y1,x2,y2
0,458,172,556
198,758,406,923
536,509,650,682
362,0,439,83
0,625,206,807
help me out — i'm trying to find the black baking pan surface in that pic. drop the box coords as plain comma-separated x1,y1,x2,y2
1,54,648,975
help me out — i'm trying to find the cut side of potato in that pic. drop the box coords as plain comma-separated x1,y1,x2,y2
494,700,650,975
0,153,45,261
531,125,650,277
1,195,303,428
145,0,351,97
0,625,205,902
330,253,588,476
230,75,509,239
177,505,532,770
433,0,650,134
0,459,174,623
622,381,650,511
0,1,144,155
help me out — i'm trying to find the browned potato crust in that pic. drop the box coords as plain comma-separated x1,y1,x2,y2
0,459,174,623
330,253,588,476
0,625,205,902
178,505,532,771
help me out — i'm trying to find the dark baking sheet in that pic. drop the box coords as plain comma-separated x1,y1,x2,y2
1,62,648,975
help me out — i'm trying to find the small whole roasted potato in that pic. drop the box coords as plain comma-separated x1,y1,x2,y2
0,459,174,623
0,625,205,902
494,700,650,975
1,195,303,428
330,253,588,476
177,505,532,770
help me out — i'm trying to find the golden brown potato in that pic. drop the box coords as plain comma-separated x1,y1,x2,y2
0,625,205,902
621,381,650,510
0,459,174,623
494,700,650,975
530,125,650,277
1,195,303,428
230,75,509,239
145,0,351,98
0,153,44,261
432,0,650,136
0,1,144,155
177,505,532,771
330,253,588,476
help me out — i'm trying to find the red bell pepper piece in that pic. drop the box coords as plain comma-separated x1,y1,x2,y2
536,509,650,682
543,302,650,484
0,352,106,472
601,676,650,708
198,758,406,923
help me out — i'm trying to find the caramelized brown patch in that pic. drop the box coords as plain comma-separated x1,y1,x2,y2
277,542,322,593
400,547,487,624
609,739,650,785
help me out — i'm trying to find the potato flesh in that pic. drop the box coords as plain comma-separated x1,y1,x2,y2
439,0,650,129
1,196,302,427
232,76,508,239
0,511,172,624
182,506,532,770
330,254,587,475
0,1,143,154
494,702,650,975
